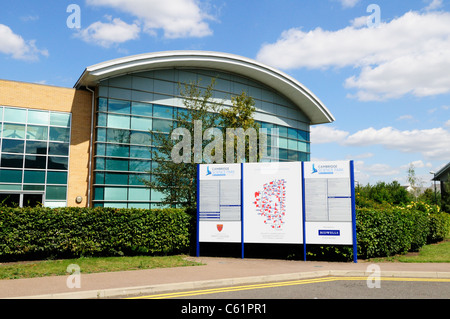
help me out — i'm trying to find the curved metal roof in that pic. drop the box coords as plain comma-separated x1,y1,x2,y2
74,51,334,125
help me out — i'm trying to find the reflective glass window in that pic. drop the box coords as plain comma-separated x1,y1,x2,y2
107,114,130,129
107,129,130,144
298,130,309,141
152,119,172,133
288,139,297,150
131,102,152,117
26,141,47,155
27,125,48,140
47,157,68,170
130,146,151,159
4,108,26,122
28,110,49,125
130,131,151,145
46,171,68,184
50,113,71,127
104,187,128,201
48,142,69,156
3,123,25,139
2,139,25,153
98,98,108,112
128,188,150,201
24,170,45,184
288,128,297,140
0,169,22,183
129,174,149,186
1,154,23,168
106,144,129,158
153,105,173,119
129,160,151,172
106,158,129,171
105,172,128,185
49,127,70,142
97,113,107,126
45,186,67,200
25,155,46,169
131,116,152,131
94,187,104,200
108,99,130,114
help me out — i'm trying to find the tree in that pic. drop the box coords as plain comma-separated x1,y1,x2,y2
145,79,262,210
407,163,424,200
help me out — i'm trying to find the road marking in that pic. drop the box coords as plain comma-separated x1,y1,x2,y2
128,276,450,299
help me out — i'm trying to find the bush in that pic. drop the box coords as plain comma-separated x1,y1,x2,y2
0,206,193,261
356,205,449,259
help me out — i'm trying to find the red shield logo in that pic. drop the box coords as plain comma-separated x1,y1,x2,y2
217,224,223,232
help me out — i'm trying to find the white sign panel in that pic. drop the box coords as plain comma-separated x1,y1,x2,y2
303,161,353,245
198,163,242,243
242,162,303,244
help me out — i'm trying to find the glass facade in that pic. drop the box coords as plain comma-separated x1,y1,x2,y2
93,69,311,208
0,106,71,207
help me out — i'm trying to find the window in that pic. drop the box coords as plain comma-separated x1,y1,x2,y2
108,99,130,114
24,170,45,184
153,105,173,119
131,102,152,117
0,107,71,206
3,124,25,139
27,125,48,140
2,139,25,153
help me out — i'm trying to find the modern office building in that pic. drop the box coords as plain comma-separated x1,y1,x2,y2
0,51,334,208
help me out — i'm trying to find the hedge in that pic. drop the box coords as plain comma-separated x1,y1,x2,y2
356,207,450,259
0,205,449,262
0,206,193,261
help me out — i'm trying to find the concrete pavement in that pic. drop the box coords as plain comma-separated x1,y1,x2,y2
1,257,450,299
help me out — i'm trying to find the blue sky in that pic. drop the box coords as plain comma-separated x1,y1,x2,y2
1,0,449,187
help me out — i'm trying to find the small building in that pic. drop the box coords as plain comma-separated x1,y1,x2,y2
432,162,450,210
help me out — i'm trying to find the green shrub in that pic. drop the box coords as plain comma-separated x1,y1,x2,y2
355,206,449,259
0,207,193,261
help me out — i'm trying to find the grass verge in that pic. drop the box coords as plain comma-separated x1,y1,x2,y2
369,238,450,263
0,255,202,280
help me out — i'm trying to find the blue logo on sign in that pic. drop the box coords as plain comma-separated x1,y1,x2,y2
206,166,212,176
319,230,340,236
312,164,318,174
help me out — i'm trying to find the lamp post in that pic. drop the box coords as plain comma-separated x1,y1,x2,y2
430,171,437,204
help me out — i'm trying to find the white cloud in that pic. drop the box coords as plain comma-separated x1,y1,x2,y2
312,124,450,161
445,120,450,127
310,125,349,144
339,0,361,8
76,17,140,47
425,0,443,11
256,11,450,101
397,115,414,121
344,127,450,160
0,24,48,61
86,0,213,39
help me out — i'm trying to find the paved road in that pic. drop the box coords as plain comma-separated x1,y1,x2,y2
129,276,450,299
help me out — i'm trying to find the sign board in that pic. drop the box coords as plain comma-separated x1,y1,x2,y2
303,161,354,245
243,162,303,244
197,161,357,262
198,163,242,243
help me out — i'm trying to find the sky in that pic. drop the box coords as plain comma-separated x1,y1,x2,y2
1,0,449,187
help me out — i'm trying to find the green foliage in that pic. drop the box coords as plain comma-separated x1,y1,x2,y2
355,181,412,208
355,204,450,260
0,206,193,262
